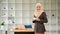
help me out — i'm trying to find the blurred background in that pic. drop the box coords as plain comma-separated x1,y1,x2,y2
0,0,59,34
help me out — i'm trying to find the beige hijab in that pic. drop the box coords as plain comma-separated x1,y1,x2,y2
34,3,44,18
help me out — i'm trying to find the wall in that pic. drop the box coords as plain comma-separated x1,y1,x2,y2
0,0,59,34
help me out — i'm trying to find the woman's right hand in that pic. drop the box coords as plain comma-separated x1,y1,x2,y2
36,18,40,21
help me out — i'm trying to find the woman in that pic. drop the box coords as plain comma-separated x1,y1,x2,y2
32,3,48,34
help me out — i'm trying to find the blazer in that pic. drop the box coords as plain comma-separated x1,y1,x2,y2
32,12,48,33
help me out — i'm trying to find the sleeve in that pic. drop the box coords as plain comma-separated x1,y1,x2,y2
39,12,48,23
32,15,38,23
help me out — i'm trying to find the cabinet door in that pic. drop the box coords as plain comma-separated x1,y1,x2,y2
58,0,60,34
45,0,58,34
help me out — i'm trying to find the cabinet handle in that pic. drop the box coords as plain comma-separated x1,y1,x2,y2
52,14,54,16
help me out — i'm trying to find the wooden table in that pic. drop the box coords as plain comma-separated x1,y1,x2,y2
12,29,34,34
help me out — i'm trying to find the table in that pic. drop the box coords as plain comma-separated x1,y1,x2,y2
12,29,34,34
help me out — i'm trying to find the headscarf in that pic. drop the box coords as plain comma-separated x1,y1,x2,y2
34,3,44,18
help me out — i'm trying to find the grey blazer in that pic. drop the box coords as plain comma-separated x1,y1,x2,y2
33,12,48,33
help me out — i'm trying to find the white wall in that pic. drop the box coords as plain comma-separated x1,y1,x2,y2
0,0,59,34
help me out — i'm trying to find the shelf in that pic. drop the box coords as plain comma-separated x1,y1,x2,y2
15,16,22,17
0,3,8,4
22,0,30,3
1,9,8,11
8,16,15,17
0,0,8,3
0,16,8,18
15,3,36,4
8,0,15,3
15,0,22,3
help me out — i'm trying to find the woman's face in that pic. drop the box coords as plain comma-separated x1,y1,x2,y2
36,5,41,10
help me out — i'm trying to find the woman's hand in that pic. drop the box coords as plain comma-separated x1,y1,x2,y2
33,18,36,20
36,18,40,21
33,17,40,21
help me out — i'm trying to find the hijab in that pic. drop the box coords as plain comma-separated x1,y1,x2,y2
34,3,44,18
